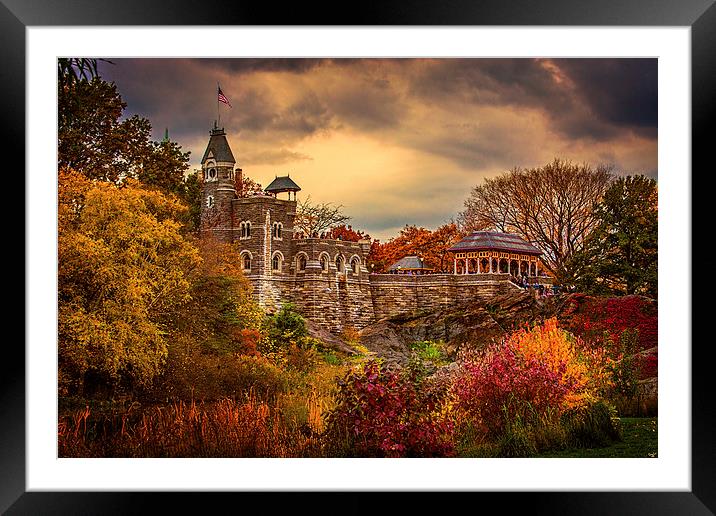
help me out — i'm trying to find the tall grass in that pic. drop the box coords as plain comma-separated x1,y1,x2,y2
58,393,326,458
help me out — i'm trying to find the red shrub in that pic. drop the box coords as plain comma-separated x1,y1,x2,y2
231,328,262,357
452,318,611,436
454,346,572,437
559,294,657,379
642,351,658,379
326,361,454,457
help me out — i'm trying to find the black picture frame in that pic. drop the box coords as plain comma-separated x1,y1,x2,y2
6,0,711,513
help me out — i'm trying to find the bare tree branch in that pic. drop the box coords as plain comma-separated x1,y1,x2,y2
457,159,613,282
295,195,351,236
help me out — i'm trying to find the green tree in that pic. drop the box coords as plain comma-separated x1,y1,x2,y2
58,170,202,395
181,171,203,232
58,65,190,193
262,304,308,354
568,175,657,296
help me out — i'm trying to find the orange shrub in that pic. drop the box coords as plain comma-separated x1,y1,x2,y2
505,318,612,408
453,318,614,439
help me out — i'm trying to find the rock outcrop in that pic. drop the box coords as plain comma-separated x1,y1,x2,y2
356,291,657,369
357,290,568,365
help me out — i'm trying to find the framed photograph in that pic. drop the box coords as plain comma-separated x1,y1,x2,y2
9,0,712,512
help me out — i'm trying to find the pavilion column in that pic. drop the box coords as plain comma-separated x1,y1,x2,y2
464,258,468,274
454,257,457,274
507,258,511,275
489,254,493,273
477,258,481,274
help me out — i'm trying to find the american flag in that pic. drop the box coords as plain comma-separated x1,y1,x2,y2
218,86,232,107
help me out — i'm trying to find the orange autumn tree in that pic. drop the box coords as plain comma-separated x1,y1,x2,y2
368,223,462,273
235,173,263,198
176,235,264,356
327,224,370,242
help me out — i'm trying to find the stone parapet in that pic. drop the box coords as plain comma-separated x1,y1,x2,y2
368,273,521,321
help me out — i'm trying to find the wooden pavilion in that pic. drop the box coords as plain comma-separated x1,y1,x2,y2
448,231,544,277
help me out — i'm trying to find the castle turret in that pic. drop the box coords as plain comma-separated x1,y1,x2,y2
200,125,237,241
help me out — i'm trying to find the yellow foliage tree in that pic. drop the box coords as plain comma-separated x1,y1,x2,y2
58,170,201,395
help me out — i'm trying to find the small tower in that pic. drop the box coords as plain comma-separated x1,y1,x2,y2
264,175,301,200
200,125,237,241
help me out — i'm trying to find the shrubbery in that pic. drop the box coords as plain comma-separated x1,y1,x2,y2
322,319,622,458
560,294,657,379
325,360,454,457
410,340,447,365
451,318,619,456
62,307,630,457
58,396,323,458
152,346,289,402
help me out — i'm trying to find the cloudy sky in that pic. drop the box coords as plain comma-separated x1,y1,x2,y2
97,58,657,241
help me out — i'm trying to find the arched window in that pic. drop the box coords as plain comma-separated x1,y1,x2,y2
207,168,217,180
206,195,215,208
351,257,359,274
335,255,344,272
272,252,283,271
320,255,328,272
298,255,307,271
272,222,283,239
240,222,252,239
242,253,251,271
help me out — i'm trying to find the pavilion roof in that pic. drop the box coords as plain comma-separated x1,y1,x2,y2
265,175,301,193
449,231,542,255
388,255,432,271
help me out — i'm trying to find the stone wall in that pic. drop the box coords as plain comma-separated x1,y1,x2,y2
242,263,524,333
291,271,374,333
231,196,296,308
289,239,373,332
208,193,529,333
369,273,521,321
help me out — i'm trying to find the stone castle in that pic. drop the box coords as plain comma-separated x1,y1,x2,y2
199,126,549,333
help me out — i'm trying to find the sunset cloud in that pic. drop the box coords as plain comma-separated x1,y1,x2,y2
97,58,657,240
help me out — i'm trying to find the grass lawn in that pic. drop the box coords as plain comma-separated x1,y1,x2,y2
534,417,658,458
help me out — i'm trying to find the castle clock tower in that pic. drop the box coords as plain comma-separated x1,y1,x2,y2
200,124,237,242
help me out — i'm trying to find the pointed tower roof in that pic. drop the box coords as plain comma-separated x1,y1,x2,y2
201,127,236,164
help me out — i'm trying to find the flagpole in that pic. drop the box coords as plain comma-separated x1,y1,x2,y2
217,82,220,129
